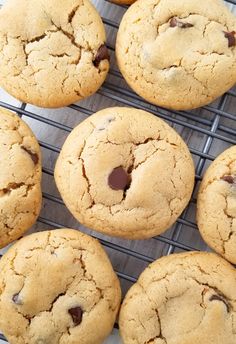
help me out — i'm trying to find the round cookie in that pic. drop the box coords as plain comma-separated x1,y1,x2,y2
0,0,109,108
55,107,195,239
116,0,236,110
197,146,236,264
119,251,236,344
0,229,121,344
0,107,42,248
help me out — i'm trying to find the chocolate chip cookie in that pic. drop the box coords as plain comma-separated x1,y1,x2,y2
197,145,236,264
55,107,195,239
116,0,236,110
0,0,109,108
0,107,42,248
0,229,121,344
119,251,236,344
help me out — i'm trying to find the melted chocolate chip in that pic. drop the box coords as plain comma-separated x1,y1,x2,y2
221,175,235,184
21,146,39,165
12,293,23,305
68,306,83,326
93,44,110,67
209,294,230,312
108,167,130,191
170,17,193,29
3,182,24,194
224,31,236,48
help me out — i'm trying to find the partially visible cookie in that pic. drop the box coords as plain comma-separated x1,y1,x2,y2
116,0,236,110
119,251,236,344
55,107,195,239
0,0,109,108
197,146,236,264
0,229,121,344
0,107,42,248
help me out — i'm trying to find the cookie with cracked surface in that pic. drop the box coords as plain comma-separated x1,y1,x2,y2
0,0,109,108
0,228,121,344
55,107,195,239
0,107,42,248
119,251,236,344
116,0,236,110
197,146,236,264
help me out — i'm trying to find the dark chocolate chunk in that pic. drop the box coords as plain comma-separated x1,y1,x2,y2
108,167,130,191
209,294,230,312
12,293,23,305
21,146,39,165
221,175,235,184
224,31,236,48
68,306,83,325
170,17,194,29
93,44,110,67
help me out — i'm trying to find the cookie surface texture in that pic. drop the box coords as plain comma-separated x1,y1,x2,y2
197,145,236,264
0,0,109,108
0,107,42,248
55,107,195,239
0,229,121,344
116,0,236,110
119,251,236,344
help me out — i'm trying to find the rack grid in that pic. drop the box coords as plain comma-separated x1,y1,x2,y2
0,0,236,342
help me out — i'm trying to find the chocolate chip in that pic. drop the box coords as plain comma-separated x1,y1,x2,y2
209,294,230,312
93,44,110,67
3,182,24,194
12,293,23,305
68,306,83,326
224,31,236,47
21,146,39,165
170,17,194,29
108,167,130,191
221,175,235,184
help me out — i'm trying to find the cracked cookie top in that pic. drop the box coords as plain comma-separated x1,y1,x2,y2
55,107,195,239
0,229,121,344
0,0,109,108
197,145,236,264
119,251,236,344
0,107,42,248
116,0,236,110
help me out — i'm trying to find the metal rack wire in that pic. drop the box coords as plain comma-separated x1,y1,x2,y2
0,0,236,342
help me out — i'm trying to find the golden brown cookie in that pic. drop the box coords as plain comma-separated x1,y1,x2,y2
0,107,42,248
120,251,236,344
197,145,236,264
55,107,195,239
0,229,121,344
0,0,109,108
116,0,236,110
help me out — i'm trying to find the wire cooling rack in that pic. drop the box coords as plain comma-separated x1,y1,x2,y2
0,0,236,342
